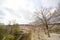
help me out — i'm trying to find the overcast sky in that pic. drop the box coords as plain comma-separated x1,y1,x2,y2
0,0,60,24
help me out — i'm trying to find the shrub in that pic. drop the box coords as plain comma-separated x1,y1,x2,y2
5,34,15,40
0,25,6,40
12,24,20,34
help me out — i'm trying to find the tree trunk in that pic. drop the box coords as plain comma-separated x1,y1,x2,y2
46,24,50,37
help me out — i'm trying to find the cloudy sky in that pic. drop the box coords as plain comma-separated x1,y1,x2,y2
0,0,60,24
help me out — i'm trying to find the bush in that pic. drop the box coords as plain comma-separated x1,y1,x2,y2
5,34,15,40
0,25,6,40
12,24,20,34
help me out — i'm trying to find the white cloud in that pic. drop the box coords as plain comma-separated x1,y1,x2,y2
1,0,35,11
41,0,59,8
0,0,36,24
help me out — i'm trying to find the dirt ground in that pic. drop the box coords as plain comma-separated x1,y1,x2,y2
44,33,60,40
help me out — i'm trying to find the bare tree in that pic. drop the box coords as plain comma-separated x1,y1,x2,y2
34,7,60,37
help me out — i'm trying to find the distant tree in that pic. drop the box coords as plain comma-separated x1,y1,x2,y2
7,21,21,34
